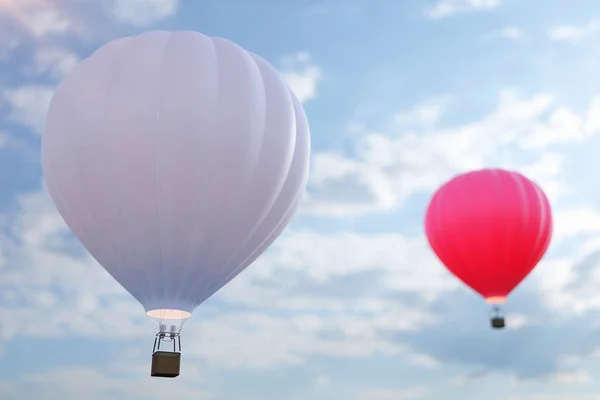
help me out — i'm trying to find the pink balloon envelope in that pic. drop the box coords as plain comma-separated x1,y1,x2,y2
425,168,553,311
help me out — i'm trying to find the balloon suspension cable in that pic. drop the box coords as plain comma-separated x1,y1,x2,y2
490,305,505,330
152,324,182,354
156,309,187,334
152,309,187,354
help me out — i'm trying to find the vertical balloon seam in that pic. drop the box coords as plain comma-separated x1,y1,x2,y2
218,53,299,265
170,33,219,313
525,183,553,271
197,55,298,300
86,40,154,306
538,219,553,264
104,37,157,307
476,171,495,299
197,176,307,309
459,169,493,298
537,190,553,260
454,170,479,299
192,47,270,304
43,85,130,301
194,91,310,308
516,178,546,289
154,32,175,310
50,41,152,307
90,38,155,306
542,186,554,253
459,172,487,298
129,30,180,312
498,170,527,299
427,175,475,297
175,39,265,306
480,170,496,300
428,186,455,290
200,146,300,305
435,179,477,296
196,199,299,309
514,172,534,295
174,37,242,307
490,169,507,300
509,172,529,297
518,175,541,293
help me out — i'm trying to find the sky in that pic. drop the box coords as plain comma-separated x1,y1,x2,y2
3,0,600,399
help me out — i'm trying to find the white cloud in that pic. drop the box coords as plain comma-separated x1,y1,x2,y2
30,47,79,79
0,366,214,400
450,370,496,386
24,8,72,37
184,311,408,368
315,373,332,388
499,26,523,39
552,207,600,244
302,90,600,216
303,151,397,215
357,387,427,400
519,105,588,149
2,84,54,134
583,96,600,133
0,0,75,37
279,51,323,103
104,0,179,26
514,152,567,203
484,26,524,40
0,31,19,59
425,0,503,20
536,240,600,315
0,131,7,148
393,96,449,130
548,19,600,42
552,368,592,384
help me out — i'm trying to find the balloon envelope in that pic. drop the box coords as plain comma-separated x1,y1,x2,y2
42,31,311,319
424,169,552,303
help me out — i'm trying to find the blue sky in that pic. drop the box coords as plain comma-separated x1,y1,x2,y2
2,0,600,399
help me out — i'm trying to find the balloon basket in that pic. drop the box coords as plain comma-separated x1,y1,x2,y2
151,351,181,378
151,328,182,378
490,316,505,329
489,305,505,329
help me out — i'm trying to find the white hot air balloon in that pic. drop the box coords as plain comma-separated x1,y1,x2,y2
41,30,311,377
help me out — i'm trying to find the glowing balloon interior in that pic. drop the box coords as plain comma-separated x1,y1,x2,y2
42,31,311,326
424,168,553,328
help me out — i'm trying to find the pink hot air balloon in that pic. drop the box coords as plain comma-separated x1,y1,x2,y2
425,168,553,329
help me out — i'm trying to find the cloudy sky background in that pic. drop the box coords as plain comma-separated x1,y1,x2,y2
2,0,600,399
